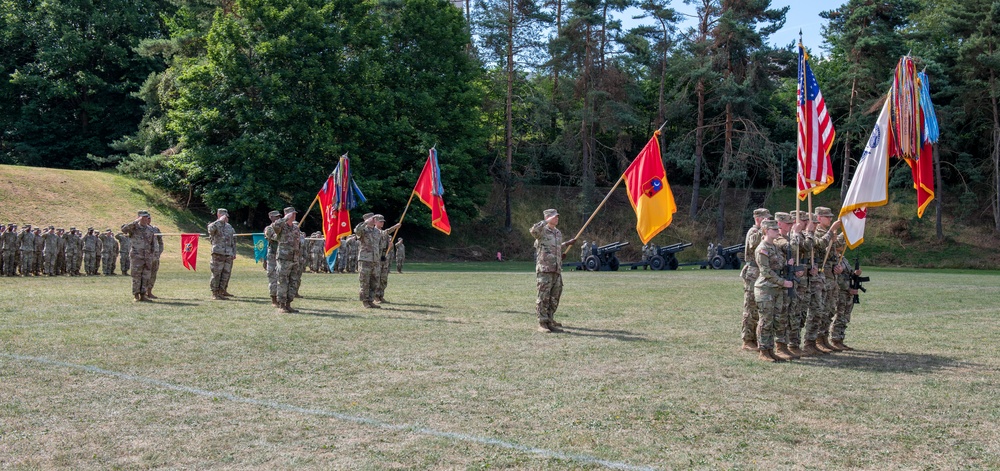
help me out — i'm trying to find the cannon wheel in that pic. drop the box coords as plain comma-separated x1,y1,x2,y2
649,255,665,271
584,255,600,271
609,256,620,271
667,255,679,271
710,254,726,270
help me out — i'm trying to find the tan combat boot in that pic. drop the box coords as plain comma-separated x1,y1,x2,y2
831,338,853,351
814,338,833,354
822,336,842,352
133,293,143,303
742,339,759,351
212,291,226,301
145,291,158,300
271,295,279,307
284,301,299,314
221,290,234,297
775,342,798,360
757,348,779,362
788,344,803,357
800,341,821,356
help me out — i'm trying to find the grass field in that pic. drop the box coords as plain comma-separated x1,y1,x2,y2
2,262,999,470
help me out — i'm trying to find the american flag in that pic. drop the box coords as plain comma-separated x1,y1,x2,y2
797,42,835,199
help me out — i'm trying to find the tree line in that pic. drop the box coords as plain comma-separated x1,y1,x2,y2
1,0,998,233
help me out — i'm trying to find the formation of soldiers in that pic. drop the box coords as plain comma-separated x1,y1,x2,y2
741,206,861,362
0,223,140,278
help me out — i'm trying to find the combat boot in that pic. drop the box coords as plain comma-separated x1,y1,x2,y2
284,301,299,314
271,295,279,307
741,339,758,351
788,344,803,357
775,342,798,360
757,348,780,362
814,338,833,354
831,338,853,351
821,336,842,352
145,291,158,300
212,291,227,301
222,290,234,297
800,341,822,356
551,320,563,328
133,293,143,303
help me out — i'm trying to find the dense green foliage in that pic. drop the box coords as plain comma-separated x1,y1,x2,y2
1,0,999,231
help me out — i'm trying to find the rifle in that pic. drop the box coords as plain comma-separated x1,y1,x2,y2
781,244,804,299
849,257,871,304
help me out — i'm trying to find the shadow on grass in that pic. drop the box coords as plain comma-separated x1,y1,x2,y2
799,349,978,374
294,310,363,320
146,300,201,307
560,326,652,342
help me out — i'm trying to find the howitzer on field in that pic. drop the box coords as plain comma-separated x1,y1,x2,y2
564,241,629,271
707,243,744,269
637,241,692,270
850,257,871,304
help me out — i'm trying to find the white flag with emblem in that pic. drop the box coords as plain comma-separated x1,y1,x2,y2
840,97,891,248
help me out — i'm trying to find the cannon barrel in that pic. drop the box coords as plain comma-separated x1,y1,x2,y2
719,243,745,255
659,242,692,253
596,241,629,252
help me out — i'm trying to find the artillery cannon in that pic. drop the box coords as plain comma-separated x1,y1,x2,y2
564,241,630,271
706,243,744,270
629,241,692,270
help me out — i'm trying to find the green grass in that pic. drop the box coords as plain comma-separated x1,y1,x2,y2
2,262,999,469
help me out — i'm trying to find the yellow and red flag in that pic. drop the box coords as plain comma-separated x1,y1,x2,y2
413,148,451,235
623,130,676,244
181,233,199,270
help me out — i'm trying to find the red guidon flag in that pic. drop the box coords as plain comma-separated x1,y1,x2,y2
181,233,199,271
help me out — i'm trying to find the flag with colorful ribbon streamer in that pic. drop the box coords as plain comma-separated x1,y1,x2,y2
413,148,451,235
317,155,366,271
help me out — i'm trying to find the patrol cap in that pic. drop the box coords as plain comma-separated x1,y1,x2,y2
753,208,771,219
87,227,94,231
48,225,55,229
774,212,793,224
797,211,811,221
363,212,375,220
70,227,76,231
105,228,112,232
137,210,150,217
543,208,559,218
283,206,296,215
760,219,779,231
815,206,835,217
268,210,281,218
217,208,228,216
373,214,385,222
24,224,32,228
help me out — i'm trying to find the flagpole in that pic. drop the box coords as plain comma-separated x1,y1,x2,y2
298,195,320,227
808,193,814,269
796,31,803,265
386,191,417,258
563,174,626,255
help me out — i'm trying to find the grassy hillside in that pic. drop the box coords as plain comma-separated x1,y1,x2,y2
2,164,997,268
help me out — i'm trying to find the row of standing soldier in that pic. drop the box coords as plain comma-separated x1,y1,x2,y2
742,206,863,362
0,223,157,278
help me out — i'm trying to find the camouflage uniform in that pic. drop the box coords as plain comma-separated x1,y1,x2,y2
786,212,811,351
42,227,61,276
64,229,82,276
0,225,5,275
394,239,405,273
116,232,131,275
18,226,36,276
347,236,359,272
100,230,119,275
270,209,303,312
530,209,574,332
32,228,43,275
754,220,785,358
354,214,382,307
375,230,392,302
54,229,67,275
121,211,158,301
293,224,306,297
146,225,163,297
830,256,855,344
309,232,325,273
740,208,770,347
1,225,18,276
207,210,236,298
264,211,281,301
82,229,101,275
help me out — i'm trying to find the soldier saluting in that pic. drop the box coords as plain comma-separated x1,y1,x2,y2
121,210,158,302
207,208,237,300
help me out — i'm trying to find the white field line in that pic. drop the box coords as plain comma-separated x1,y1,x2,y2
3,352,659,471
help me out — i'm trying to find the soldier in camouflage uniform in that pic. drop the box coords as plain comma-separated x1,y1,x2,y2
785,211,811,356
100,229,119,275
309,232,325,273
771,212,804,360
270,207,303,313
754,219,793,362
207,208,237,300
82,227,101,275
740,208,770,350
121,211,158,302
348,236,359,272
42,226,61,276
374,215,399,303
54,228,67,275
0,224,5,275
145,219,164,299
63,228,80,276
17,224,34,276
814,206,845,352
1,224,17,276
394,238,405,274
116,231,131,275
530,209,577,333
263,210,282,306
292,222,307,298
32,227,44,275
354,213,397,308
830,256,859,350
